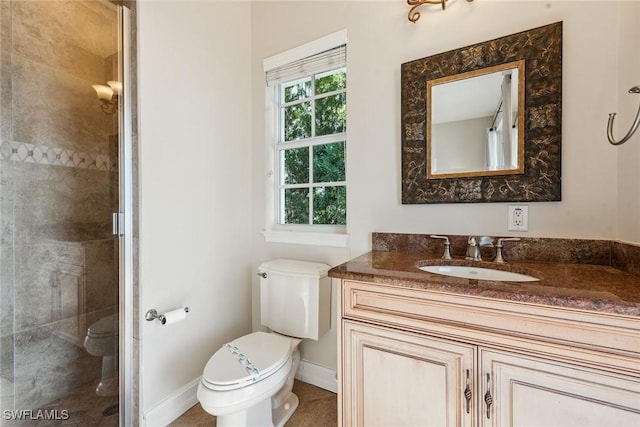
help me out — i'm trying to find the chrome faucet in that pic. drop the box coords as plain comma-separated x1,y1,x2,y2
465,236,494,261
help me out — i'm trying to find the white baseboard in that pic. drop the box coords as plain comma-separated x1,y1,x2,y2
143,377,200,427
295,360,337,394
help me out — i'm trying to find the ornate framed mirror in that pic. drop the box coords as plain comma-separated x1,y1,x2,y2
401,22,562,203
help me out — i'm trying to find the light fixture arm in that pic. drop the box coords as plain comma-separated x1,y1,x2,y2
607,86,640,146
98,97,118,115
92,81,121,115
407,0,474,23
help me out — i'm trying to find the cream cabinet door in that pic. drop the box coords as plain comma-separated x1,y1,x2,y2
343,320,476,427
481,349,640,427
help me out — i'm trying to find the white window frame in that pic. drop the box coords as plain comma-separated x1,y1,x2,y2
262,30,348,247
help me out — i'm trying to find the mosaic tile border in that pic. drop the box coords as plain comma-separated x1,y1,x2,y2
0,140,116,171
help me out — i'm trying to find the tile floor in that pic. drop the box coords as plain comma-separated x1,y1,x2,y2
2,380,119,426
170,380,337,427
2,380,336,426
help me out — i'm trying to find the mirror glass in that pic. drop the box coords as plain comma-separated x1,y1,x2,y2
427,60,525,179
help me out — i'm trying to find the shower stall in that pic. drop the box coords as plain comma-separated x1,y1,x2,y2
0,1,135,425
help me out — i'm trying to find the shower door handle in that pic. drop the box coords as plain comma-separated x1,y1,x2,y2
113,212,124,236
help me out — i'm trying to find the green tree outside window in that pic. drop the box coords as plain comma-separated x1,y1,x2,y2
280,68,346,226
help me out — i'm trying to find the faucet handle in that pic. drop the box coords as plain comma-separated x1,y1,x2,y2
430,235,453,260
493,237,521,263
496,237,520,247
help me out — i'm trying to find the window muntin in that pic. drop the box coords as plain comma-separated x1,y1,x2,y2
277,67,346,227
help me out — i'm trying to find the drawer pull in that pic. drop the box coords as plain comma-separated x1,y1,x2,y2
484,373,493,419
464,369,472,414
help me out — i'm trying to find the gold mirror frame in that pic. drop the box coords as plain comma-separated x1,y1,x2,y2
401,22,562,203
427,60,525,179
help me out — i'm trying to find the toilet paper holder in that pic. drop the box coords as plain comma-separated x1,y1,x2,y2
145,307,189,325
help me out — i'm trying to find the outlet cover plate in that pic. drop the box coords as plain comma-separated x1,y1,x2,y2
508,205,529,231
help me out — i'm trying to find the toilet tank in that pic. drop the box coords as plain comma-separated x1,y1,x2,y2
258,259,331,340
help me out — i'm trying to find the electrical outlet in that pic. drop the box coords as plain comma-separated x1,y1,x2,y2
508,205,528,231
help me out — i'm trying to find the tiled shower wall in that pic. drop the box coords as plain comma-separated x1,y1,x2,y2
1,0,119,410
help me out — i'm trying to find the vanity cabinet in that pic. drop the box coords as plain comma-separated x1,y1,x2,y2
343,320,476,426
338,280,640,426
482,349,640,426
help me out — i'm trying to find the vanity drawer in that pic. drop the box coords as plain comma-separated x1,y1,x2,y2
341,279,640,374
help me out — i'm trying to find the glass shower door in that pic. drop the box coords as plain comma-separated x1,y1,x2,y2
0,1,127,424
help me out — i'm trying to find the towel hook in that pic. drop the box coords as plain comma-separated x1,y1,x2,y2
607,86,640,146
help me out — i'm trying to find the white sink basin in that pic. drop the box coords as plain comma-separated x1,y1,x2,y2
419,265,539,282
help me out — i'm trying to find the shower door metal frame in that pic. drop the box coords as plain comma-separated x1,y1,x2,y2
117,4,136,427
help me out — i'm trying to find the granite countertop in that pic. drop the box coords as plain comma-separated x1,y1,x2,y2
329,250,640,318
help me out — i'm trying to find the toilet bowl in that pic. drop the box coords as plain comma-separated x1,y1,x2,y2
197,331,301,427
84,313,118,397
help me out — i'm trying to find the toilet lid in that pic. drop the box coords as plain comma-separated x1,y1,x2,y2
202,332,291,390
87,314,118,338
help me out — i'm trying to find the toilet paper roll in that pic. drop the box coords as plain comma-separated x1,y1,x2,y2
161,308,188,325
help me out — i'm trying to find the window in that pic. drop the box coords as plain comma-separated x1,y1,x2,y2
264,32,347,246
279,67,346,226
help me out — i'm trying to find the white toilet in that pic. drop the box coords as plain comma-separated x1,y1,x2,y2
197,259,331,427
84,313,119,396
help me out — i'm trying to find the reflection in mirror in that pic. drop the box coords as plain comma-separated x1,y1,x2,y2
427,60,525,179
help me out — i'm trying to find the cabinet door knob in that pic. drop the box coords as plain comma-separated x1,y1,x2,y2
464,369,472,414
484,373,493,419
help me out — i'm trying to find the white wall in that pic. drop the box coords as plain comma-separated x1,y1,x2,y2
251,1,637,374
432,116,492,174
616,1,640,243
138,1,252,424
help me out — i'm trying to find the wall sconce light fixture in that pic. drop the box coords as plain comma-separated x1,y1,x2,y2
407,0,475,23
92,80,122,114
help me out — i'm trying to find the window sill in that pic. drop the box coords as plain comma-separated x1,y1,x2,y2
262,230,349,248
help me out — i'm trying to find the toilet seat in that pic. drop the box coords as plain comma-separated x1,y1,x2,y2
202,332,291,392
87,313,117,339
